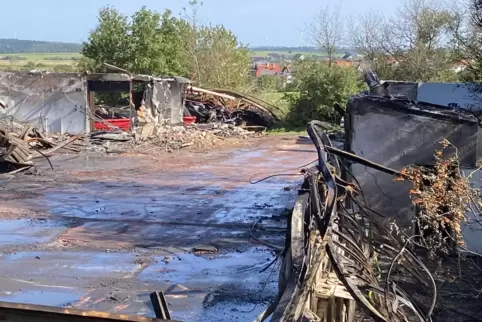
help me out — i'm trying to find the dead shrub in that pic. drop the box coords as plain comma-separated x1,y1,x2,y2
395,139,481,256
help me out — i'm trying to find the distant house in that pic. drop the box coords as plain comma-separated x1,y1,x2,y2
333,59,355,67
281,65,293,85
268,53,282,61
293,54,305,61
253,63,293,88
254,63,282,77
452,60,469,73
342,52,354,60
322,58,356,67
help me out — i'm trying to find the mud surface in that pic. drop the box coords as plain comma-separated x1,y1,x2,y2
0,135,316,321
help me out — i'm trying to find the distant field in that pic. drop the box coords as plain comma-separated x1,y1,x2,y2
249,50,344,58
0,53,80,71
250,50,314,57
0,53,81,59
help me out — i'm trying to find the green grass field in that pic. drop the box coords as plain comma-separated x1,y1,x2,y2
0,53,81,59
0,53,80,71
0,50,342,71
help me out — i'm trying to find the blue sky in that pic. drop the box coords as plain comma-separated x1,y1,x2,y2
2,0,400,46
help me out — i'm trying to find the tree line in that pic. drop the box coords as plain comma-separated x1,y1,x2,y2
0,39,81,54
314,0,482,83
277,0,482,127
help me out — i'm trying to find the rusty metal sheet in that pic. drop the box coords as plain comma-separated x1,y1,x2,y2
0,301,178,322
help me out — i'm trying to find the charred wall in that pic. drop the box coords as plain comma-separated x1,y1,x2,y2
0,72,88,134
345,95,482,227
145,79,186,126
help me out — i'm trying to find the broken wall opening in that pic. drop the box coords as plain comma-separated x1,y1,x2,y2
86,73,135,132
86,74,188,134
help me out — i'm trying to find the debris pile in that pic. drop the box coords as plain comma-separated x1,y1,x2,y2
87,123,258,155
0,122,84,173
184,86,279,129
149,124,256,152
95,104,130,120
0,113,261,173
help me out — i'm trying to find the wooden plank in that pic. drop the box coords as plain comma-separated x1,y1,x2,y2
315,299,328,321
345,299,356,322
88,91,95,132
10,151,23,164
4,145,18,163
19,125,32,140
335,297,344,322
13,147,29,163
40,135,83,157
327,296,335,322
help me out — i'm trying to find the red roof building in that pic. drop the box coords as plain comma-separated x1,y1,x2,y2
254,63,282,77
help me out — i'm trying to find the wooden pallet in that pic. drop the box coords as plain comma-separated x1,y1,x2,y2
313,273,356,322
0,128,32,164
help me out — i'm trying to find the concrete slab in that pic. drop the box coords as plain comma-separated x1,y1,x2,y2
0,251,141,285
0,136,317,321
0,290,83,307
0,219,65,246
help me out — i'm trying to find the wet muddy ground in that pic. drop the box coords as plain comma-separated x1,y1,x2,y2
0,135,316,321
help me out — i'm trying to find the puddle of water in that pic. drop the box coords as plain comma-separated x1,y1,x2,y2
0,219,65,246
220,149,265,166
0,290,81,307
138,248,278,322
47,155,149,171
0,252,139,281
138,248,275,286
47,195,177,220
197,302,267,322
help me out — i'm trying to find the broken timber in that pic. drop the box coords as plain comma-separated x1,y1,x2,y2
0,129,32,164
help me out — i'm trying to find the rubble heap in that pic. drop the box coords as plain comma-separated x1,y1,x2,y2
88,123,259,155
184,86,278,128
0,121,84,173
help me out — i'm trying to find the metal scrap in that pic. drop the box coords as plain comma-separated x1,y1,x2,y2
267,121,437,322
184,86,278,128
0,300,176,322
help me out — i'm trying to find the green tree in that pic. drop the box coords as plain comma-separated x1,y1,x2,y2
81,2,251,88
178,1,203,84
81,7,131,73
195,25,251,89
256,75,279,92
284,60,366,127
81,6,185,76
130,7,165,74
129,8,185,75
178,0,251,89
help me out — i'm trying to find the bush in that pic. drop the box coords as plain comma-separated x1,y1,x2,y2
284,60,366,127
255,75,279,92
